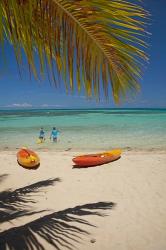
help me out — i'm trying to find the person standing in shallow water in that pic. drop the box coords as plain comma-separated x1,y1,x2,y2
39,127,45,142
50,127,59,142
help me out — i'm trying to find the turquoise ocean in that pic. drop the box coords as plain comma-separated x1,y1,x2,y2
0,108,166,151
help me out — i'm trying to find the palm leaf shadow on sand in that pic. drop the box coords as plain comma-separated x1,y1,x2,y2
0,175,61,223
0,175,115,250
0,202,115,250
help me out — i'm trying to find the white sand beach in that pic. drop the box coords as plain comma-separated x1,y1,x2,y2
0,150,166,250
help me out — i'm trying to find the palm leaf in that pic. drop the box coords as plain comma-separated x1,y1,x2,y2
0,0,149,103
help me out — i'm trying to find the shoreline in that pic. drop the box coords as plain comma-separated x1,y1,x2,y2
0,147,166,153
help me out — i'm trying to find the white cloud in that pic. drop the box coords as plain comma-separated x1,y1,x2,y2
40,104,64,108
40,104,49,107
5,103,33,108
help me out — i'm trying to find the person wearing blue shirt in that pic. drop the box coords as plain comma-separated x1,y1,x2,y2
50,127,59,142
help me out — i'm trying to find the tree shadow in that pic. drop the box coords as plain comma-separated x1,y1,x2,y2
0,176,61,223
0,175,116,250
0,202,115,250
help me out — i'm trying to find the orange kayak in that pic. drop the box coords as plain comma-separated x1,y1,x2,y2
72,149,121,167
17,148,40,169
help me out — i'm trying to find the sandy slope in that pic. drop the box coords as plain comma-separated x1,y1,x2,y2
0,150,166,250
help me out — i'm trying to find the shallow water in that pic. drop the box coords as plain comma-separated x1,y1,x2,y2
0,108,166,151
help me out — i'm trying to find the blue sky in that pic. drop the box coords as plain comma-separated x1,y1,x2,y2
0,0,166,109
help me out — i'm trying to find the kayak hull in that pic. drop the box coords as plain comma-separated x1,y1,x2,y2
72,149,121,167
17,148,40,169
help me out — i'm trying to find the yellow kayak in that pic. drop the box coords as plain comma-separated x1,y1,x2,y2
17,148,40,169
36,138,45,144
102,149,122,156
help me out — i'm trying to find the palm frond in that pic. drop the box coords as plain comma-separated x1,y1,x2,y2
0,0,149,103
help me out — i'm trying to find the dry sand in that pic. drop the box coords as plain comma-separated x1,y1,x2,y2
0,150,166,250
